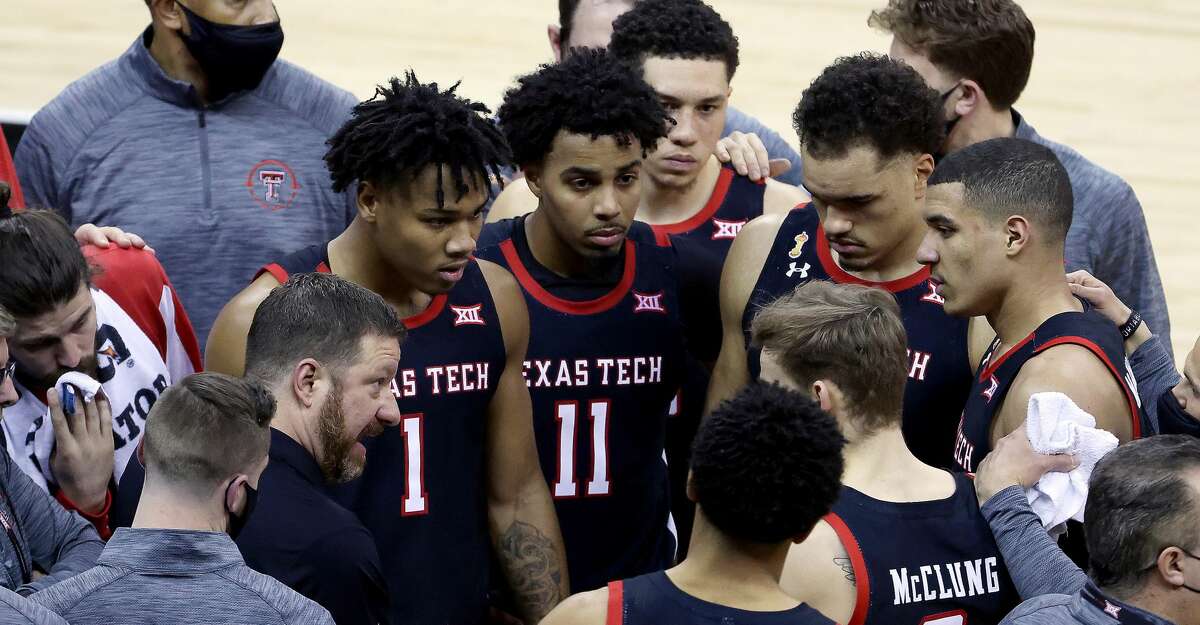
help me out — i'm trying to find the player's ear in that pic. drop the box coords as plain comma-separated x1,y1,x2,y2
524,165,546,200
913,153,935,201
956,79,985,119
812,380,837,414
548,24,564,62
357,180,382,224
292,358,321,409
684,470,698,503
1003,215,1032,257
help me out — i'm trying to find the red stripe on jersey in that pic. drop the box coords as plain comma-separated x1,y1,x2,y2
403,295,448,330
259,263,291,285
498,239,638,315
978,333,1036,383
648,166,734,238
814,217,930,293
606,581,624,625
85,246,202,371
825,512,871,625
1034,336,1142,439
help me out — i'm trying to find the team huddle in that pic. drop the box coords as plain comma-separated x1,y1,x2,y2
0,0,1196,624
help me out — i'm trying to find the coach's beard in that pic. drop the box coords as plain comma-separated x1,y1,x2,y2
316,383,365,485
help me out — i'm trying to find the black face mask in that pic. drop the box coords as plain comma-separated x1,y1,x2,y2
1157,391,1200,436
934,82,963,163
176,2,284,102
224,480,259,540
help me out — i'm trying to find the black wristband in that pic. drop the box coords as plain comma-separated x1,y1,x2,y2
1120,310,1143,339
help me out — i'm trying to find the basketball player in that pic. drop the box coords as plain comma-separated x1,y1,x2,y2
708,54,989,469
477,49,715,591
754,280,1020,624
918,137,1142,473
871,0,1172,357
540,382,845,625
204,74,569,625
490,0,807,259
547,0,803,187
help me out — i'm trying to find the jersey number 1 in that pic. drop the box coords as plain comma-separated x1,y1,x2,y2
553,400,611,498
401,414,428,516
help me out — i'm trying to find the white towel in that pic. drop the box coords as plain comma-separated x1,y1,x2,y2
27,373,106,489
1024,392,1119,537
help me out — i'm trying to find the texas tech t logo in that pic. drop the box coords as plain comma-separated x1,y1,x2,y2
246,159,300,211
451,304,486,326
711,218,747,240
633,291,667,314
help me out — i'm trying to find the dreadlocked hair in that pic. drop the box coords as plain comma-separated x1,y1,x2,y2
497,48,669,168
324,71,513,207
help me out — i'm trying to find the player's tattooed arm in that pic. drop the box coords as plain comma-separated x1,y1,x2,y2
498,520,566,620
480,260,571,622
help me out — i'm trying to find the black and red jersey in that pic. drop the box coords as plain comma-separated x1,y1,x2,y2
263,243,507,625
953,308,1143,473
606,571,835,625
477,218,687,592
647,164,766,261
827,473,1019,625
745,205,973,469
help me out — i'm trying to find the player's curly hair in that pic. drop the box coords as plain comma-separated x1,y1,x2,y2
691,382,845,544
324,71,512,207
793,53,944,161
498,48,669,169
609,0,739,80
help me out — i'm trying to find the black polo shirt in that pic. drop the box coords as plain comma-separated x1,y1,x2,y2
236,428,391,625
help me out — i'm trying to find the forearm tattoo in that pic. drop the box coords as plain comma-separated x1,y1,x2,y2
498,520,565,621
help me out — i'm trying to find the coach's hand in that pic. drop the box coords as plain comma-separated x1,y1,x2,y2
73,223,155,255
1066,270,1130,326
715,131,791,182
49,386,114,514
974,426,1078,506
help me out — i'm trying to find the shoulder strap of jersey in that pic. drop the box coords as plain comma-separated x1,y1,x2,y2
822,512,870,625
256,244,331,284
1032,334,1142,438
606,581,624,625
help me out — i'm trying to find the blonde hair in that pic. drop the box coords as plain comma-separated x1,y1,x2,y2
751,281,908,433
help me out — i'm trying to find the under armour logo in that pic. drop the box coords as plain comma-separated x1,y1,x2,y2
711,218,747,240
633,291,666,314
983,375,1000,401
921,281,946,305
452,304,485,326
1103,602,1122,618
786,262,810,278
259,170,286,202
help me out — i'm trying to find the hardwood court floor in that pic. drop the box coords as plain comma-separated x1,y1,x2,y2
3,1,1198,360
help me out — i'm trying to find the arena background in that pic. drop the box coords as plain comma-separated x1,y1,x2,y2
2,0,1196,361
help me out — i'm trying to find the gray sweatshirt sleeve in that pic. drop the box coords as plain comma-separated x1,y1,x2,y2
3,454,103,594
981,486,1088,599
1090,184,1172,360
723,107,804,187
1130,335,1182,434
